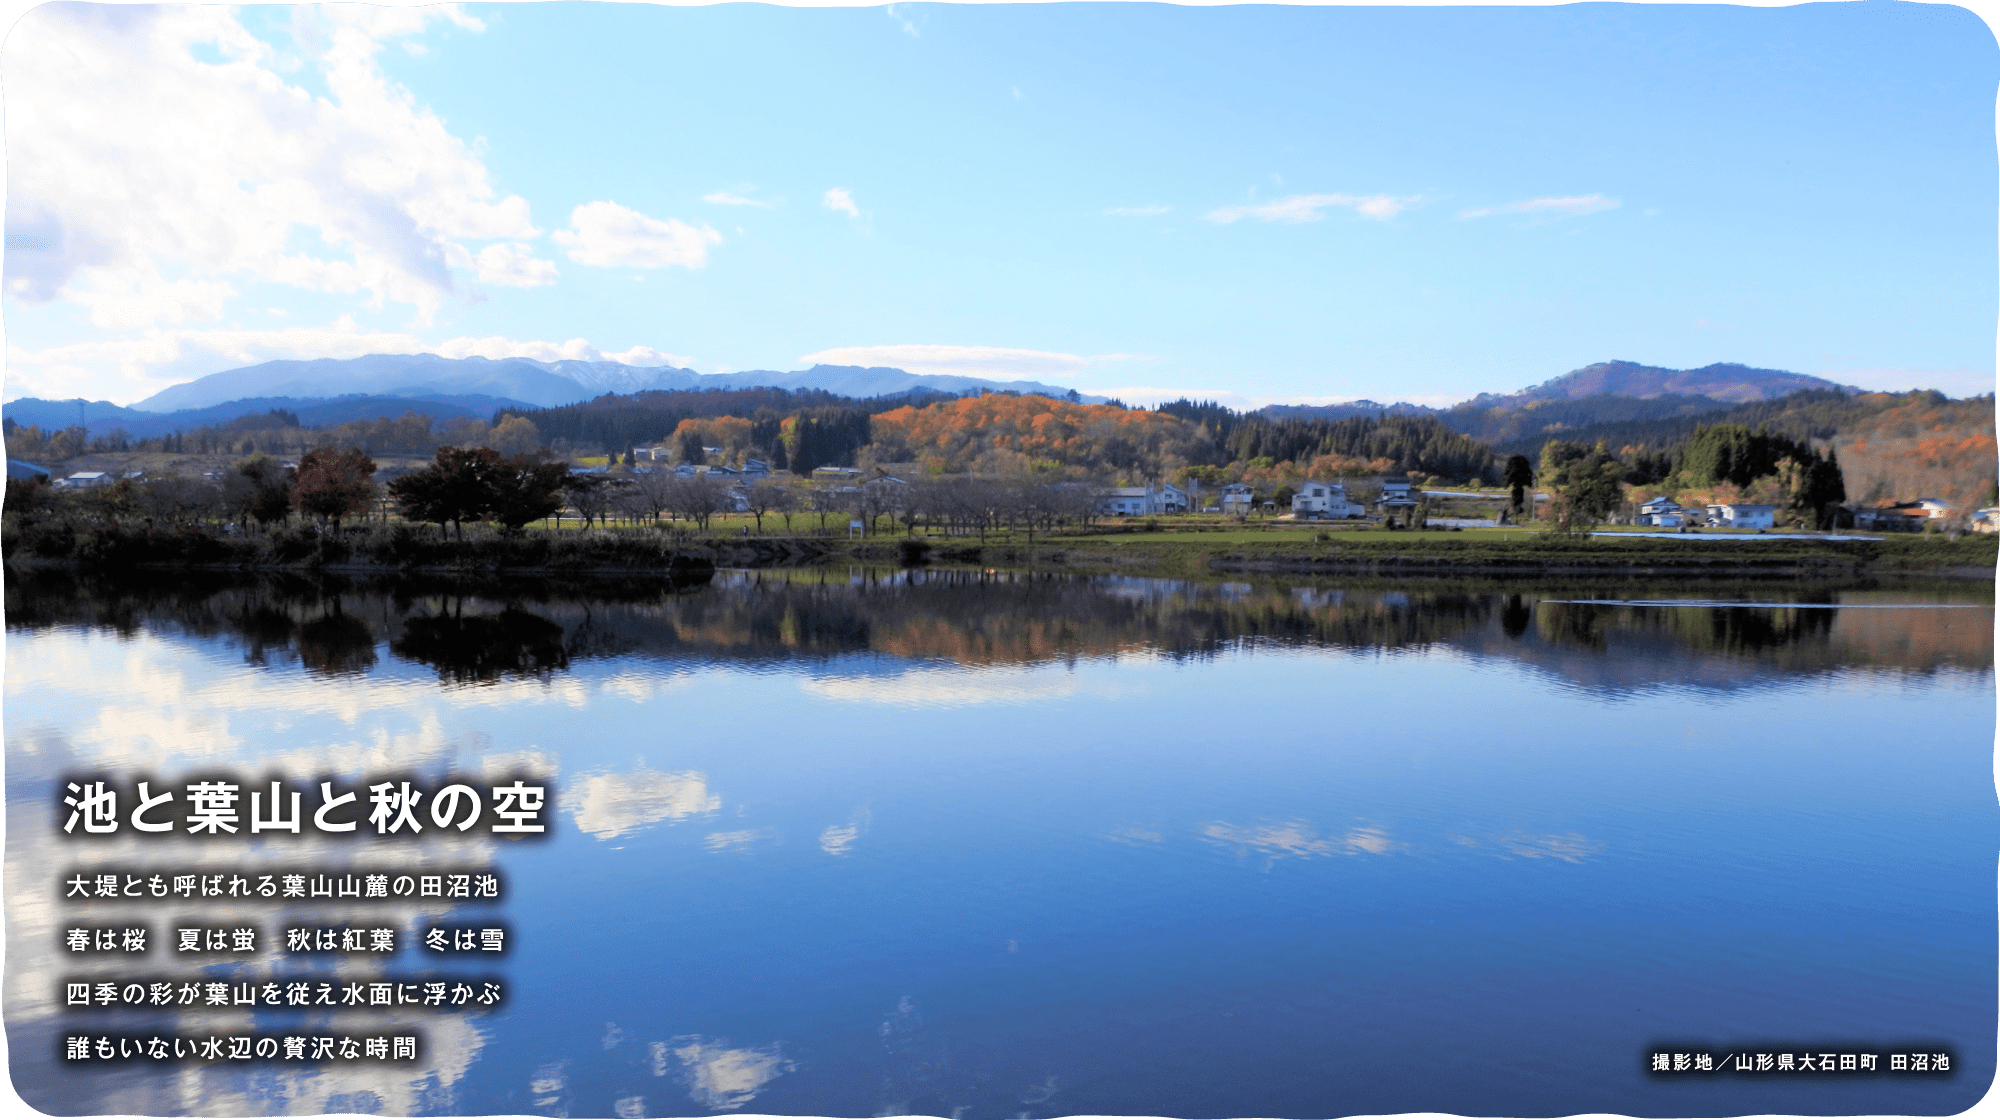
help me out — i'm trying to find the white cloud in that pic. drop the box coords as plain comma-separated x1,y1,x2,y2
821,187,860,218
1206,193,1417,224
552,201,720,270
4,4,537,327
799,343,1131,381
433,335,599,362
885,5,920,37
1458,194,1619,220
600,345,695,368
448,241,559,288
1104,204,1170,217
702,188,775,208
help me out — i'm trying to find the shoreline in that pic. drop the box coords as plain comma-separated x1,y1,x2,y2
5,527,1994,582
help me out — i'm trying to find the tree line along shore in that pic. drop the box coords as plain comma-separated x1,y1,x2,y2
5,381,1994,579
4,441,1993,580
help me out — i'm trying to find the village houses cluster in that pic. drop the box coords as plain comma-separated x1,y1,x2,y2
12,453,1996,533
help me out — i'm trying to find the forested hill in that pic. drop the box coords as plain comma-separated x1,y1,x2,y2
1470,389,1985,460
1481,360,1850,404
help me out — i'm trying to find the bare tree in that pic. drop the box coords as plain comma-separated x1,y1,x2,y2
564,474,610,529
808,485,839,533
745,479,785,532
770,483,801,534
624,469,677,525
668,474,730,532
854,480,904,537
898,479,938,536
138,474,223,527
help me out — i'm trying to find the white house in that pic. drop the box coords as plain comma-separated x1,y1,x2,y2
1706,503,1777,529
54,471,111,490
1638,496,1685,527
1291,481,1366,520
1220,483,1256,514
1971,507,2000,534
1097,484,1187,516
1100,488,1151,516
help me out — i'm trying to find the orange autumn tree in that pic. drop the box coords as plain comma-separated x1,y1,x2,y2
869,395,1217,477
668,416,757,463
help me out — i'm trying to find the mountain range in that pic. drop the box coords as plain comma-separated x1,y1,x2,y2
134,354,1087,413
2,355,1868,439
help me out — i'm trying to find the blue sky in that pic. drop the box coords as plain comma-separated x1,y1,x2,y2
3,0,1996,409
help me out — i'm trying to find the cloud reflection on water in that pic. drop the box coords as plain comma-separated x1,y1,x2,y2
663,1035,794,1111
801,665,1098,708
565,767,721,840
1201,820,1396,862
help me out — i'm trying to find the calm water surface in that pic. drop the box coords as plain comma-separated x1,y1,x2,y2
5,568,1994,1118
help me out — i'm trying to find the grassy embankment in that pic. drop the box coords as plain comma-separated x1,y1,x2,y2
5,508,1994,580
847,521,2000,581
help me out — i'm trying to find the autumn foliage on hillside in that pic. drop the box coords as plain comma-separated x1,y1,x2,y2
869,395,1216,477
1830,394,1996,512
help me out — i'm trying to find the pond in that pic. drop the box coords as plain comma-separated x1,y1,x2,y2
5,567,1994,1118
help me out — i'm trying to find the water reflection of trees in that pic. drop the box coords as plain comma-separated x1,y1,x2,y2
393,607,569,683
7,569,1989,688
1535,600,1835,658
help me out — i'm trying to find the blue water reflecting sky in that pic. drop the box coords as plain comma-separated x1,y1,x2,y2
6,574,1993,1117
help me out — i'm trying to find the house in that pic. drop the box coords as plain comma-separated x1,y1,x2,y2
704,464,740,478
6,460,51,482
1291,481,1366,520
1099,487,1153,516
1220,483,1255,514
813,466,862,482
862,474,908,493
1853,500,1958,531
53,471,111,490
741,458,771,478
1705,503,1777,529
1637,497,1685,527
1096,483,1186,516
1970,508,2000,534
1376,480,1419,510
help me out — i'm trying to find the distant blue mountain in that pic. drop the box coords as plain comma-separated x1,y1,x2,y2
133,354,1088,413
3,393,539,440
1,398,150,431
